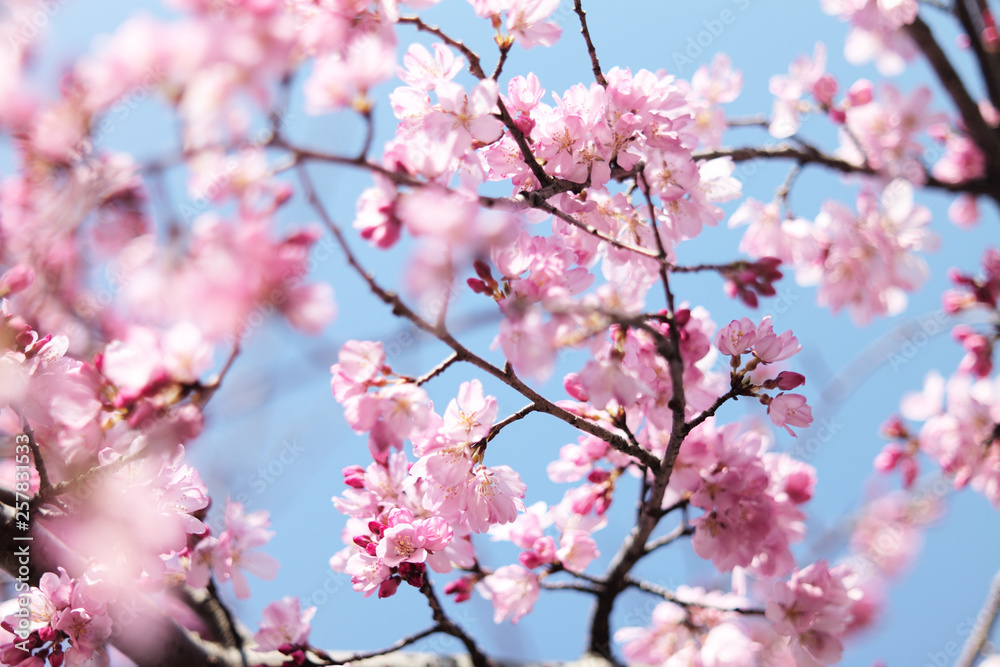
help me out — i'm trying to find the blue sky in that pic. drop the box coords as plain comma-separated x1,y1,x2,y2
12,0,1000,664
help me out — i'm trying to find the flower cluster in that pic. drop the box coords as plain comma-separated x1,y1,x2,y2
330,358,528,602
187,501,280,599
1,568,114,667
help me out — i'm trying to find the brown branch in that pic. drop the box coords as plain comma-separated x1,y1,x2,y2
11,408,52,497
399,16,489,79
317,626,443,666
573,0,608,87
540,580,601,595
398,16,553,188
492,42,512,80
693,143,999,196
907,15,1000,176
623,577,766,616
956,0,1000,110
295,164,661,470
207,580,248,667
586,182,690,659
420,579,491,667
478,404,538,447
414,352,461,386
523,196,661,259
642,522,694,555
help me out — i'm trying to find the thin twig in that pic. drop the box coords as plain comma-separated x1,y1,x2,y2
492,43,512,80
414,353,460,386
573,0,608,87
540,580,601,595
12,408,52,497
643,523,694,555
907,15,1000,176
478,404,538,446
317,626,443,666
420,579,491,667
693,144,998,196
523,196,661,259
357,108,376,161
294,163,661,470
954,564,1000,667
956,0,1000,109
623,577,766,616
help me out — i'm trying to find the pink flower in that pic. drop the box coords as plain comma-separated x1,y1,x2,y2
0,264,35,296
161,322,214,384
715,317,757,356
948,194,980,229
765,560,861,666
476,564,540,623
556,530,599,573
344,552,391,598
506,0,562,49
769,43,827,138
953,325,994,378
398,43,464,92
213,501,280,599
465,464,527,533
442,379,498,443
752,317,802,363
426,80,503,148
767,393,814,437
254,597,316,652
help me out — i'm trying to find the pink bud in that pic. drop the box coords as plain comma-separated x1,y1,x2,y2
846,79,873,106
273,182,294,207
811,74,838,106
474,259,494,282
764,371,806,390
513,113,535,135
587,469,610,484
828,108,846,124
445,576,475,602
0,264,35,296
343,465,366,488
900,457,919,488
563,373,589,402
774,371,806,390
378,576,401,598
874,443,903,473
467,278,491,295
983,26,1000,52
880,416,908,440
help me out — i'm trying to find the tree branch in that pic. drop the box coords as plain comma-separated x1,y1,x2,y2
623,577,766,616
954,564,1000,667
573,0,608,87
420,579,491,667
907,14,1000,177
295,163,661,470
693,143,999,196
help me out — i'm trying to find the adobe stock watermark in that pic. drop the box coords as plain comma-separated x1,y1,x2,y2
671,0,753,73
884,311,949,373
207,437,306,535
5,0,71,52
